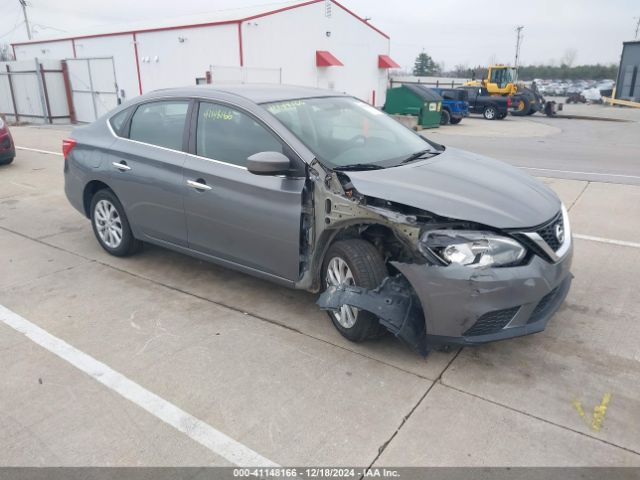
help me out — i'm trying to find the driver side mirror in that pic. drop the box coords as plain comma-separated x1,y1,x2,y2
246,151,291,176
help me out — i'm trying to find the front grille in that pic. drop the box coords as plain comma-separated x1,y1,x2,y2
528,287,560,323
463,306,520,336
536,213,563,251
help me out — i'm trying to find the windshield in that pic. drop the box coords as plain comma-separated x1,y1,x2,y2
263,97,436,169
490,67,515,88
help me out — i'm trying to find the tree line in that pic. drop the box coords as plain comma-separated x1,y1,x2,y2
412,52,617,80
448,64,617,81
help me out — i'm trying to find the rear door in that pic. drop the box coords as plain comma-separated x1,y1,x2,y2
182,101,305,281
109,99,191,246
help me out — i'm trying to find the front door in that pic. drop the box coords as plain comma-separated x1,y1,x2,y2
183,101,305,281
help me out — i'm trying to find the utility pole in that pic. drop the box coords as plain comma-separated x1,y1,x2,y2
514,25,524,69
634,17,640,39
19,0,32,40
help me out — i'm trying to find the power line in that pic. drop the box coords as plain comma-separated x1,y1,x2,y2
0,19,25,40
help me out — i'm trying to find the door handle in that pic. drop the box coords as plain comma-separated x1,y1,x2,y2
112,161,131,171
187,179,212,191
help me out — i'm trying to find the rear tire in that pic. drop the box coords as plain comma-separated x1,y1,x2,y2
449,117,462,125
440,110,451,125
322,239,388,342
90,189,142,257
0,157,14,166
483,106,497,120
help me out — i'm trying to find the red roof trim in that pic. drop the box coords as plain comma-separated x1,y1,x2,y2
11,0,389,48
378,54,400,69
316,50,343,67
332,0,389,39
11,20,240,47
243,0,322,21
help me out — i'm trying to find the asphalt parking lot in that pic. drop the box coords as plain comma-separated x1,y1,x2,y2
1,107,640,467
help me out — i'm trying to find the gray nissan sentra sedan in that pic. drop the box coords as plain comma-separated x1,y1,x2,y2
63,84,573,354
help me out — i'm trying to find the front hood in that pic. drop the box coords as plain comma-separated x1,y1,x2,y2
345,147,560,229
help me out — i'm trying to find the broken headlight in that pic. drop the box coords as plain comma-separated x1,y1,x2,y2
419,230,526,267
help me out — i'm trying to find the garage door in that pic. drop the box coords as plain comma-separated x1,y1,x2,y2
66,57,119,123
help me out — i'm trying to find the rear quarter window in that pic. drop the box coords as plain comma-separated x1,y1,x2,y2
109,107,132,136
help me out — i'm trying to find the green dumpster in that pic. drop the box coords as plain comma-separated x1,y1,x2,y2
383,84,442,128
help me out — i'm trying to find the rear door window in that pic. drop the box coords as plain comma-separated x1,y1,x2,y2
129,101,189,151
196,102,283,167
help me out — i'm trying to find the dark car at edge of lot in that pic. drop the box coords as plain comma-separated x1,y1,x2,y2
460,86,512,120
0,117,16,165
62,84,573,355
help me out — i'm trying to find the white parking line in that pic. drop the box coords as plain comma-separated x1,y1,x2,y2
16,146,63,156
574,234,640,249
519,166,640,180
0,304,278,467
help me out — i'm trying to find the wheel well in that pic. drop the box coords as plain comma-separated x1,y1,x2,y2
310,223,415,291
83,180,111,218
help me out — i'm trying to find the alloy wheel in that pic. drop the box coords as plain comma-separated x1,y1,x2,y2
326,257,358,328
94,199,123,248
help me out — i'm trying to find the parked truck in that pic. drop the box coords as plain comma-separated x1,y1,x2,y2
460,86,511,120
464,65,545,116
432,88,469,125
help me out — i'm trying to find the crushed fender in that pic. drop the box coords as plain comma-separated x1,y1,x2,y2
317,276,429,355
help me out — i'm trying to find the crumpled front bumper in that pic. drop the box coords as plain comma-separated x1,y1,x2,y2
392,241,573,345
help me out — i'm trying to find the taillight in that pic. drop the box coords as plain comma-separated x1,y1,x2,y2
507,97,512,108
62,138,77,158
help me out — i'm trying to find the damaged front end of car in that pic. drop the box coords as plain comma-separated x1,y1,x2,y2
306,162,573,355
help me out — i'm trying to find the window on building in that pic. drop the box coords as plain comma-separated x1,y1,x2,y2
129,101,189,150
196,102,282,167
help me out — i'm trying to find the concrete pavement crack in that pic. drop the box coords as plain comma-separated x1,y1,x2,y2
569,180,591,211
363,348,463,474
440,382,640,458
0,224,433,382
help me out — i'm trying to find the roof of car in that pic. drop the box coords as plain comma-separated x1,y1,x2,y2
148,84,349,104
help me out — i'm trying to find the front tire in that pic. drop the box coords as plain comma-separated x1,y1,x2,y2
512,95,531,116
90,189,141,257
322,239,388,342
0,157,14,166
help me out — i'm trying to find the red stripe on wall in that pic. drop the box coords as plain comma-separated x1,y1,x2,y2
132,33,143,95
237,22,244,66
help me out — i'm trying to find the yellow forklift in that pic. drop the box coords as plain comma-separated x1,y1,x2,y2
464,65,548,116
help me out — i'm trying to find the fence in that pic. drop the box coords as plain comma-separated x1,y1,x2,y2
389,77,467,89
0,59,74,124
